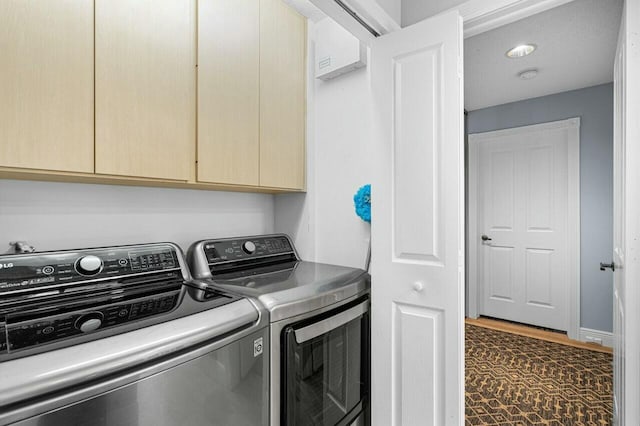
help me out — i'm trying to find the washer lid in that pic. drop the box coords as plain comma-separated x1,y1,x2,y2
207,261,370,322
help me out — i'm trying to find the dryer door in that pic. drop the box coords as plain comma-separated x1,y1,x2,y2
282,299,370,426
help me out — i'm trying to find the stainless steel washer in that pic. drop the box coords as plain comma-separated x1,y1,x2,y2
188,234,371,426
0,243,269,426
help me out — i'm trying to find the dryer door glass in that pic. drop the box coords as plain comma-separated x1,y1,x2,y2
282,299,370,426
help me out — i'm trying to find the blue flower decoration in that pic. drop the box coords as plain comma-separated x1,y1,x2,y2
353,184,371,223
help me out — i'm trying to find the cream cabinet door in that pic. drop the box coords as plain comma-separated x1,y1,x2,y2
197,0,260,186
259,0,306,190
0,0,94,173
95,0,196,181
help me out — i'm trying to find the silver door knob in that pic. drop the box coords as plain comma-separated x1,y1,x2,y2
600,262,616,272
481,234,492,241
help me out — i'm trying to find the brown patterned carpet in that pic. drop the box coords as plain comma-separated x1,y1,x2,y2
466,323,613,425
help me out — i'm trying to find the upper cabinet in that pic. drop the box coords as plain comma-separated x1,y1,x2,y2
259,0,306,190
197,0,260,186
198,0,306,190
95,0,196,181
0,0,305,193
0,0,94,173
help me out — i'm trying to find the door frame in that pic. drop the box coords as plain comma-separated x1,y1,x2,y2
311,0,576,44
456,0,578,38
613,0,640,422
467,118,581,340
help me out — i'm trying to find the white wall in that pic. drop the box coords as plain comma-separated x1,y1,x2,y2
275,20,373,269
0,180,274,253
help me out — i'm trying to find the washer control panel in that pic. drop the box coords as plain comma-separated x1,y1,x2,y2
203,235,294,264
0,244,180,294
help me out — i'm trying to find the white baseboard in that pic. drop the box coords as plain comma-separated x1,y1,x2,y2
579,327,614,348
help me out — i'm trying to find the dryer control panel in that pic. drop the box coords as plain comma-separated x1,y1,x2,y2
203,235,294,264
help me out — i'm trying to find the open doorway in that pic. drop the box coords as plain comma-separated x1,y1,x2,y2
463,0,622,423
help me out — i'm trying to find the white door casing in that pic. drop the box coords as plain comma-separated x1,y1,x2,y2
612,30,625,423
370,11,464,426
468,119,580,335
310,0,576,43
613,0,640,423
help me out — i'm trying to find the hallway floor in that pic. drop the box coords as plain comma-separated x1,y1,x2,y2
465,318,613,425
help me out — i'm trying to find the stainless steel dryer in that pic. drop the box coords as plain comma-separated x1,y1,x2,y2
188,234,371,426
0,243,269,426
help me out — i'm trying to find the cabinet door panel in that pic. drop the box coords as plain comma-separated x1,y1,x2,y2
95,0,196,181
0,0,94,173
197,0,260,186
259,0,306,190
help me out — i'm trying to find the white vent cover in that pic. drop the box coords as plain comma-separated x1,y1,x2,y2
315,17,367,80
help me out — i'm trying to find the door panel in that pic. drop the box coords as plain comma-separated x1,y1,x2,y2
526,145,554,230
95,0,196,181
0,0,94,173
371,11,463,425
259,0,306,189
197,0,260,186
393,304,443,425
472,119,577,331
489,150,515,230
488,246,514,301
525,248,553,307
392,46,443,263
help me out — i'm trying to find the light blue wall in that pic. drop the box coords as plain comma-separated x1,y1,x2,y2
468,83,614,333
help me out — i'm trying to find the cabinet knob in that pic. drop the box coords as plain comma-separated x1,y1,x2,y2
413,281,425,292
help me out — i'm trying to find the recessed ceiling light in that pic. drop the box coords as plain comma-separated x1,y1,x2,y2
506,44,537,58
518,69,539,80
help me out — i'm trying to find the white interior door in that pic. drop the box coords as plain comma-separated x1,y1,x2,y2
370,11,464,426
470,119,579,332
612,0,639,423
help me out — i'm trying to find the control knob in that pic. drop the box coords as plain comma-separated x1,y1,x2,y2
75,255,103,276
75,312,104,333
242,241,256,255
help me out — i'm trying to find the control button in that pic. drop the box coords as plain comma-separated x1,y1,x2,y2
75,255,103,276
42,266,55,275
118,309,129,318
242,241,256,255
75,312,104,333
118,258,128,266
79,319,102,333
42,326,55,335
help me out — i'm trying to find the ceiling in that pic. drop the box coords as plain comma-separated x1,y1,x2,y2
402,0,467,27
464,0,623,111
